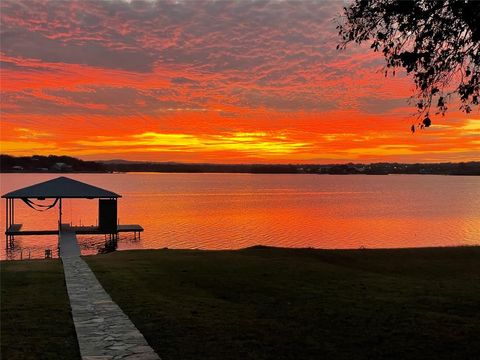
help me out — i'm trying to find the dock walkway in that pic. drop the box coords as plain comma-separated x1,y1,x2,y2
59,228,81,257
60,231,160,359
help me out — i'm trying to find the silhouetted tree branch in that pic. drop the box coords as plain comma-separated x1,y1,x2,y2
337,0,480,131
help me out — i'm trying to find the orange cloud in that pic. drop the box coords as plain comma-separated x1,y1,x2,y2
0,0,478,163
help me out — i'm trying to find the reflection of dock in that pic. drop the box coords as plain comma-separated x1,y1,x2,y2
6,223,143,257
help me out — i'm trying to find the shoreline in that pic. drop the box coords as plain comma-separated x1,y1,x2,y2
2,244,479,262
1,171,480,176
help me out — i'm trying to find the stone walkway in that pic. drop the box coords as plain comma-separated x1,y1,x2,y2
61,230,160,360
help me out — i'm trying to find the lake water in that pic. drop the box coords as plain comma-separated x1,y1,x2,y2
1,173,479,260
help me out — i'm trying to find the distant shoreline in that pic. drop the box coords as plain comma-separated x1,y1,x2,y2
1,171,479,176
1,155,479,175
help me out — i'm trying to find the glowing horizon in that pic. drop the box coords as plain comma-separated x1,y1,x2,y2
1,0,479,164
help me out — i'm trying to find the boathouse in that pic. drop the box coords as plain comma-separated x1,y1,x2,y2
3,176,143,254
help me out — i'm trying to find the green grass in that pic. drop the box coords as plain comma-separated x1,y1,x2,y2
2,248,479,359
85,246,480,360
1,259,81,360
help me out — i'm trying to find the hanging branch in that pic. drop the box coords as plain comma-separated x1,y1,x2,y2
337,0,480,131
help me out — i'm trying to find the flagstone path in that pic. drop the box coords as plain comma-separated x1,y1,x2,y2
60,229,160,360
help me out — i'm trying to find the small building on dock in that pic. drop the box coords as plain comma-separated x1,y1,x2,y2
2,176,143,253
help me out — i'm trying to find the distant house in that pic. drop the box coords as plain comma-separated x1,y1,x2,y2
52,162,73,172
11,165,24,171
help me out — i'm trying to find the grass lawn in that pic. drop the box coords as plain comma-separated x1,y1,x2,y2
86,246,480,360
1,259,81,360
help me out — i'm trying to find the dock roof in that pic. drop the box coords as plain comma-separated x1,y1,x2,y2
2,176,121,199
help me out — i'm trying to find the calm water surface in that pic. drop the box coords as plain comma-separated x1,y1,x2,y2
1,173,479,259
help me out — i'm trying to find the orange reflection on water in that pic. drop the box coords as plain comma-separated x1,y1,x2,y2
1,173,479,260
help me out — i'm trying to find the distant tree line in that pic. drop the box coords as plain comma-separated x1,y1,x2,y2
105,162,304,174
1,155,479,175
0,155,106,173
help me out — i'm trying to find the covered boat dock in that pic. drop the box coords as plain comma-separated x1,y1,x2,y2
3,176,143,254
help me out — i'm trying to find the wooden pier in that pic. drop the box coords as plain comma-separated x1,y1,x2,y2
6,224,144,237
5,223,143,255
71,224,143,238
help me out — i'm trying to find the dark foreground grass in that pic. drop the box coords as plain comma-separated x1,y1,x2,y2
86,246,480,360
1,259,81,360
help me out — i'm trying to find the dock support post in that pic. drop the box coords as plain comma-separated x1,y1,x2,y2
11,199,14,246
5,198,9,250
59,198,63,231
57,198,63,251
5,198,15,250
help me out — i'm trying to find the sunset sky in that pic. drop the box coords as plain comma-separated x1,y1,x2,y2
1,0,479,163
